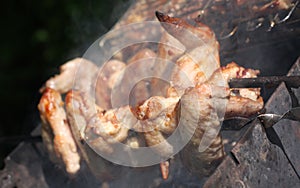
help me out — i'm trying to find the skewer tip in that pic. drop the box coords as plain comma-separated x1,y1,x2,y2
155,11,168,22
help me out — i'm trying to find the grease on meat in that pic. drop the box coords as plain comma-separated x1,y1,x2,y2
38,88,80,174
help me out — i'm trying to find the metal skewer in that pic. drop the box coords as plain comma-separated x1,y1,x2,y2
229,75,300,88
226,75,300,179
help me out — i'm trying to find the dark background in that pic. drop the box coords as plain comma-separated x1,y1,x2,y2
0,0,130,169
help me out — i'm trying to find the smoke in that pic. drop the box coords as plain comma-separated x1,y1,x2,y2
67,0,132,59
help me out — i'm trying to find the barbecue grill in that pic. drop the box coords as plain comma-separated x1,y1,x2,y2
1,1,300,187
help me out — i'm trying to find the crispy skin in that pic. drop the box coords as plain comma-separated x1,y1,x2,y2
219,62,260,81
38,88,80,174
136,96,180,157
219,62,264,117
155,11,218,51
156,12,221,95
136,96,179,134
66,91,130,154
171,54,208,94
225,95,264,118
156,11,220,79
89,107,130,143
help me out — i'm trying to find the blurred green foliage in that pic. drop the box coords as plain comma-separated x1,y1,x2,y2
0,0,130,168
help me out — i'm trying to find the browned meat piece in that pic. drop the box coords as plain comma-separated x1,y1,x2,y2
171,54,208,94
65,90,127,180
135,96,179,157
143,129,174,157
127,48,157,64
111,49,157,109
65,90,113,154
219,62,264,117
156,11,218,51
95,59,126,109
43,58,98,94
180,84,229,177
225,95,264,118
38,88,80,174
65,91,130,154
157,32,185,63
156,11,221,96
136,96,179,134
89,108,130,143
220,62,260,80
207,62,263,118
151,32,186,96
127,48,157,106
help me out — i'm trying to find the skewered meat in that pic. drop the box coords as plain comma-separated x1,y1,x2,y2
38,11,264,180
